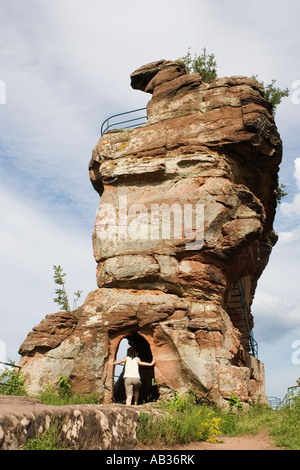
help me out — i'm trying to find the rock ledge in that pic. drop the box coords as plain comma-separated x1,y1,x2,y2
0,395,140,450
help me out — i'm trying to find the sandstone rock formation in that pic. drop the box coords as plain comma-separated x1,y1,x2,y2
0,396,140,450
19,60,282,407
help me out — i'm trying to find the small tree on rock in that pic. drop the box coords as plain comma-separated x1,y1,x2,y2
177,48,289,115
252,75,289,116
53,265,82,312
177,47,217,82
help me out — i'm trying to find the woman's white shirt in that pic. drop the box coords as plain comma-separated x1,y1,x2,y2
123,356,140,378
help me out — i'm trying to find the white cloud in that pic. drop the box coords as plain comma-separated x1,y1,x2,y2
280,157,300,219
278,225,300,243
294,158,300,189
253,291,300,343
277,157,300,246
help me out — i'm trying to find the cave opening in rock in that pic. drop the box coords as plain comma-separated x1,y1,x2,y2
113,332,159,404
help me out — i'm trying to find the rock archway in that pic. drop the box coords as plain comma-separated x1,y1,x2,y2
113,332,159,404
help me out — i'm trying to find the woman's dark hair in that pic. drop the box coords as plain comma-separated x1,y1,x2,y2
127,347,139,358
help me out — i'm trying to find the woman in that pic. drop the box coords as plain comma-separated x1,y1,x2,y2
114,347,155,405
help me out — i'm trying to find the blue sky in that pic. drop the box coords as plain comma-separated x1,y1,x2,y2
1,0,300,399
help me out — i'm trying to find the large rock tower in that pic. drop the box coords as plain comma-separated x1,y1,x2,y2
19,60,282,407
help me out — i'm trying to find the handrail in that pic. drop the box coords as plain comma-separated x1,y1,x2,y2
101,107,147,136
114,363,124,384
269,385,300,410
279,385,300,408
237,281,258,358
268,396,282,409
0,361,22,388
0,361,21,370
239,328,258,358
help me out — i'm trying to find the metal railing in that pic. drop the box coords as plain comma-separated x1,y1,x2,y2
0,361,22,388
268,386,300,410
240,328,258,358
114,363,124,384
268,396,282,409
237,280,258,358
278,385,300,409
0,360,21,371
100,107,147,136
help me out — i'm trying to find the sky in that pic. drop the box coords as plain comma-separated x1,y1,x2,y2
0,0,300,400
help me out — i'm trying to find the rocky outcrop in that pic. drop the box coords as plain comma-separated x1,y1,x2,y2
0,396,140,450
18,60,282,407
19,311,78,356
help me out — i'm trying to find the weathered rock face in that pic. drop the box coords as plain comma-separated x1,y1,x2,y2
19,60,282,407
0,396,140,450
18,311,78,356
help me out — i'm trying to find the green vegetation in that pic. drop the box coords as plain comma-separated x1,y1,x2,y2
137,391,300,450
176,48,289,115
0,366,97,450
265,80,290,116
220,395,300,450
252,76,290,116
22,380,97,450
53,265,82,312
176,47,217,82
37,377,98,406
23,416,70,450
137,392,221,446
276,183,288,204
0,361,27,396
0,365,98,406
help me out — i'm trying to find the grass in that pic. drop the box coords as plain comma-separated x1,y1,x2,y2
0,363,27,396
137,392,222,447
37,384,98,406
23,416,70,450
137,392,300,450
0,365,98,406
216,395,300,450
